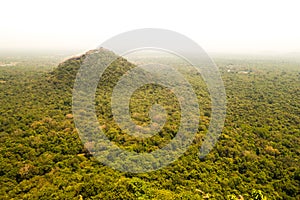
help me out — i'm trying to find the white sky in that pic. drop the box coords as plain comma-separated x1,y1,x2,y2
1,0,300,54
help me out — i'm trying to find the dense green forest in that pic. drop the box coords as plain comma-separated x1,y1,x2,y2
0,50,299,199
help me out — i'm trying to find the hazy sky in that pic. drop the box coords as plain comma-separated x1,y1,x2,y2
1,0,300,54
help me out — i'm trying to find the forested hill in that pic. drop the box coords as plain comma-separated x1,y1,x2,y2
48,48,136,90
0,50,299,199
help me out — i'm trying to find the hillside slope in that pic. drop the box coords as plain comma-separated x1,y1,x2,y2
0,50,299,199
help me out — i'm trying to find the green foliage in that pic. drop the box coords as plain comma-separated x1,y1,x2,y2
0,51,299,199
250,189,267,200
